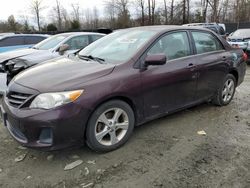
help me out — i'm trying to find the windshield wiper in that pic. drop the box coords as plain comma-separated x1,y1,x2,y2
78,55,105,64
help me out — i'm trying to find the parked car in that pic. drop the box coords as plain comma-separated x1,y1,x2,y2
0,26,247,152
183,23,226,38
227,29,250,62
0,34,48,53
0,32,105,91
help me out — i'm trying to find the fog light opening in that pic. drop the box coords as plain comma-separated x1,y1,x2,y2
38,128,53,145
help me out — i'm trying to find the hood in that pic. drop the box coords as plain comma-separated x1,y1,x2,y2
0,48,38,63
13,57,115,92
16,50,56,66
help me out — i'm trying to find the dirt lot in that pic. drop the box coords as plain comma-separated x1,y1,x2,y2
0,67,250,188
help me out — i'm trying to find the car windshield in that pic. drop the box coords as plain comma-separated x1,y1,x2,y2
232,29,250,37
79,29,157,64
33,35,67,50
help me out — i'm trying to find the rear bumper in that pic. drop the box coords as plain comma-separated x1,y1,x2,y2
236,59,247,86
1,97,91,150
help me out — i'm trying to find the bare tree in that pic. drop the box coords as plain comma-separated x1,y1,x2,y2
170,0,175,24
104,0,116,28
151,0,156,25
163,0,168,24
53,0,62,30
71,3,80,22
30,0,45,31
148,0,151,24
93,6,99,28
136,0,145,25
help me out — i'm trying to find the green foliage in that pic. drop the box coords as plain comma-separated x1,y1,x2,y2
70,20,80,30
47,23,57,31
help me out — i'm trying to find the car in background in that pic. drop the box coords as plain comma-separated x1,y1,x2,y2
0,32,105,91
0,34,48,53
183,23,226,38
0,33,15,37
0,26,246,152
227,29,250,62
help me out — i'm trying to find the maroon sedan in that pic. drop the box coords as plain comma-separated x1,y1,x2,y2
0,26,247,152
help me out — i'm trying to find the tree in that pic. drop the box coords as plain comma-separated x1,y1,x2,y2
71,4,80,22
53,0,63,30
163,0,168,24
135,0,145,26
7,15,17,32
93,6,99,29
71,20,80,30
30,0,46,31
47,23,57,31
170,0,175,24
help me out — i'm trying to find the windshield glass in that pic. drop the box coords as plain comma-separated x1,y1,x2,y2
232,29,250,37
79,29,157,64
33,35,67,50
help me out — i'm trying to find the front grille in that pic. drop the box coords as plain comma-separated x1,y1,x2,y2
231,39,243,42
7,92,32,108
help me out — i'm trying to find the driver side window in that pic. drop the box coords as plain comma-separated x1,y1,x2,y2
64,35,89,50
148,32,191,60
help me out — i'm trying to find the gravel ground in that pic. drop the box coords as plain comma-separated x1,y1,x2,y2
0,67,250,188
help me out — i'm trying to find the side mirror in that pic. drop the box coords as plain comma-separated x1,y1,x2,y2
144,54,167,67
58,44,69,55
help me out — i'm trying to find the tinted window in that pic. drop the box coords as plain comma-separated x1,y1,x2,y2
24,36,46,45
192,32,224,54
148,32,191,60
64,35,89,50
0,36,25,47
91,35,104,42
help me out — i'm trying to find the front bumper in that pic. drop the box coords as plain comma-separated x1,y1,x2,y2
1,97,91,150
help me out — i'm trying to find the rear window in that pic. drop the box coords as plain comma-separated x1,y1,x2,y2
24,36,46,45
0,36,25,47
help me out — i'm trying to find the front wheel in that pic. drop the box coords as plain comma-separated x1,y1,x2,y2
213,74,236,106
86,100,135,152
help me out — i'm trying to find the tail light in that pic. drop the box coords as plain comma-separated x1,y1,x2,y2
243,52,248,62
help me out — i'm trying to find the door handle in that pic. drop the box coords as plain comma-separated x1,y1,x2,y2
188,63,194,67
222,56,227,61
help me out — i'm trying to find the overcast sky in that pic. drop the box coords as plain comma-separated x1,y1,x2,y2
0,0,104,22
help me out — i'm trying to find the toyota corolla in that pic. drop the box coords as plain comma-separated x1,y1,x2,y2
0,26,247,152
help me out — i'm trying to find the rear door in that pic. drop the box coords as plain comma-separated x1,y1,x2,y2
190,30,230,100
140,31,198,119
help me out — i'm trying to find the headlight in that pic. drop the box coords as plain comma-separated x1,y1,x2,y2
30,90,83,109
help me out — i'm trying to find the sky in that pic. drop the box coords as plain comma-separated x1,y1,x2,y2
0,0,104,22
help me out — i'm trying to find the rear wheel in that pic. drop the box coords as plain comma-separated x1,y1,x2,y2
213,74,236,106
86,100,135,152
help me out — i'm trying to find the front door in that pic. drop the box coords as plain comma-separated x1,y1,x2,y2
140,31,198,120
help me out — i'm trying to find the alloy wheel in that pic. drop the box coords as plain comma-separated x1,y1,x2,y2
222,78,235,103
94,108,129,146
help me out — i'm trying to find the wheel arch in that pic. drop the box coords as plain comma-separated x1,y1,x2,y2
84,95,138,138
229,69,238,85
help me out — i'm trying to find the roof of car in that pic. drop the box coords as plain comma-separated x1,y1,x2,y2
124,25,213,33
55,32,106,37
0,34,49,38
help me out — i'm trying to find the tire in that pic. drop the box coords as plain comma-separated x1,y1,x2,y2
86,100,135,152
212,74,236,106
